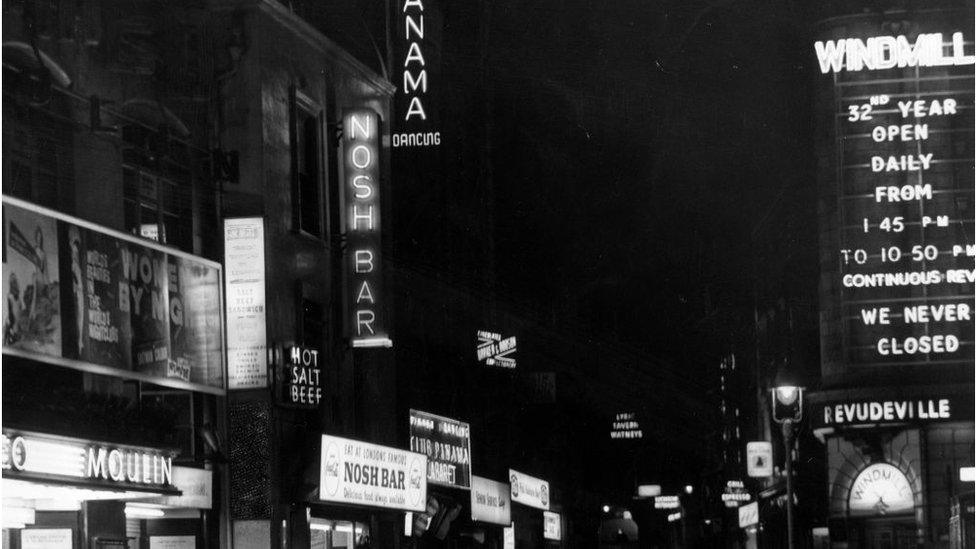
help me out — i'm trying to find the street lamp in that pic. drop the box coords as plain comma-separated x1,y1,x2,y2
771,385,804,549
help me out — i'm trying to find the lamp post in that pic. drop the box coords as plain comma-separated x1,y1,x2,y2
771,385,803,549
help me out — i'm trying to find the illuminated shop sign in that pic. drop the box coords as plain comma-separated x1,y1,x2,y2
276,345,323,408
636,484,661,498
319,434,426,512
408,410,472,489
746,441,773,478
848,463,914,516
610,412,643,440
508,469,549,510
503,524,515,549
476,330,517,368
470,475,511,525
1,432,177,490
394,0,440,148
722,480,751,508
654,495,680,510
738,502,759,528
224,217,267,389
812,396,973,430
543,511,562,541
667,512,682,523
342,111,391,349
815,29,975,372
1,197,225,392
815,32,975,74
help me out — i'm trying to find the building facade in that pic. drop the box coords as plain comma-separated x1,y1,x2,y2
3,1,228,546
809,2,975,547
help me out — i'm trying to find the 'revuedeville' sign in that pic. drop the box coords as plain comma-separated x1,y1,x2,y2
812,395,974,429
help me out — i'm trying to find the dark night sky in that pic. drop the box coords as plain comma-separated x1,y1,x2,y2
472,0,816,356
311,0,818,362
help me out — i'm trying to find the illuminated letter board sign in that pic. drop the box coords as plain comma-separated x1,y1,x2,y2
408,409,472,489
814,24,975,377
342,111,390,349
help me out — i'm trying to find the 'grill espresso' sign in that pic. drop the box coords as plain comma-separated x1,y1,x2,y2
319,435,426,512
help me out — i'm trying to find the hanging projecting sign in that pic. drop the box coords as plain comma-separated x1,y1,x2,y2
509,469,549,510
152,466,213,509
408,410,472,489
610,412,643,440
746,441,773,478
1,431,178,493
319,435,426,512
738,501,759,528
813,29,975,375
276,345,323,408
543,511,562,541
470,475,511,525
848,463,914,516
477,330,517,368
654,496,680,510
342,111,390,349
722,480,751,508
1,197,224,392
393,0,441,148
637,484,661,498
224,217,267,389
503,524,515,549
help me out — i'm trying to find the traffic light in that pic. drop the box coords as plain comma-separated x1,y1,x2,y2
771,386,804,423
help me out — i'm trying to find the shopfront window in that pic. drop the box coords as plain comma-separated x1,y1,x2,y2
309,518,370,549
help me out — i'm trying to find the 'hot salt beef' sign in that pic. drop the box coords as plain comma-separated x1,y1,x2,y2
319,435,427,512
277,345,323,408
408,409,472,489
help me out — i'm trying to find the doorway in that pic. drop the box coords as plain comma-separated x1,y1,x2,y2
864,519,915,549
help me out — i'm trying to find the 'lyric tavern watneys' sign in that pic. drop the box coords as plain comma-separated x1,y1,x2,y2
342,111,390,349
319,435,427,512
1,431,178,492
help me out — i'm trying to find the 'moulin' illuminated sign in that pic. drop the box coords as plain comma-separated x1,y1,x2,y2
1,431,178,491
815,26,975,374
342,111,390,349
